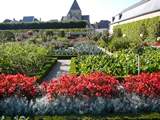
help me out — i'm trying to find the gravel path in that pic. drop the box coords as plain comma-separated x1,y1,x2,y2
43,60,71,81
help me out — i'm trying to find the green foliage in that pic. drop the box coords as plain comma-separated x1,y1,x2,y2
114,16,160,41
87,32,102,41
113,28,123,37
45,30,55,36
59,30,65,37
154,21,160,38
0,42,56,78
108,37,131,52
0,31,15,42
101,30,110,41
97,39,107,48
70,48,160,77
139,24,148,40
3,113,160,120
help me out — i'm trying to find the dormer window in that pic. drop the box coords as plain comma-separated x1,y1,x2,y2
119,13,122,20
112,17,115,22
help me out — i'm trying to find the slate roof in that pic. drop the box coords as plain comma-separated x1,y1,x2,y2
70,0,81,11
22,16,35,22
98,20,110,29
112,0,160,24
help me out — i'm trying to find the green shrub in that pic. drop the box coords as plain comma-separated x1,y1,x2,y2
154,21,160,38
108,37,131,52
87,32,102,41
0,42,56,78
113,28,123,37
139,24,148,40
0,31,15,42
97,39,107,48
70,48,160,77
59,30,65,37
46,30,55,36
101,30,110,42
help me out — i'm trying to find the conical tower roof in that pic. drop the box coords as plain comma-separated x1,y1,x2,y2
70,0,81,11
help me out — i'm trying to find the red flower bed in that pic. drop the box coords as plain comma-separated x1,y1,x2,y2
154,41,160,46
41,72,119,98
124,72,160,97
1,72,160,100
0,74,38,99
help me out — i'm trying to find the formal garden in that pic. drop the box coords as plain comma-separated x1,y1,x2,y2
0,17,160,119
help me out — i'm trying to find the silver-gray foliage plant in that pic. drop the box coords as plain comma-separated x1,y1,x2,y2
0,93,160,116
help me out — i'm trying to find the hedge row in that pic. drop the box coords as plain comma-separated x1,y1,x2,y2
50,55,77,60
0,21,86,30
113,16,160,40
2,113,160,120
35,57,57,82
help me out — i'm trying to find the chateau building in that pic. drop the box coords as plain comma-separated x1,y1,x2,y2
61,0,90,26
111,0,160,32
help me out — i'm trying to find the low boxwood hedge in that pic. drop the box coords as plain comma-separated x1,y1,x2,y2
51,55,77,60
2,113,160,120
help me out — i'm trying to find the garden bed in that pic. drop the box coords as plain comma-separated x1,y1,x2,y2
69,48,160,77
0,42,57,80
0,72,160,116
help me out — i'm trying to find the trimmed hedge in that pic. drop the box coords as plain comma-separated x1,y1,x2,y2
113,16,160,40
50,55,77,60
2,113,160,120
0,21,86,30
35,113,160,120
35,57,57,82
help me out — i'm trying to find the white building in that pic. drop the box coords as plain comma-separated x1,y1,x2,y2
111,0,160,32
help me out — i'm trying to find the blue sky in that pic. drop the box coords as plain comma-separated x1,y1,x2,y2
0,0,140,23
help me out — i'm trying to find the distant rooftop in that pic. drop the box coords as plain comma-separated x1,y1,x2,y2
70,0,81,11
22,16,35,22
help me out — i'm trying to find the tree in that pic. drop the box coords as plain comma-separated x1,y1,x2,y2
3,19,12,23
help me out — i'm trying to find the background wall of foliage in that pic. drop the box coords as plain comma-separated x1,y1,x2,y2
0,21,87,30
113,16,160,40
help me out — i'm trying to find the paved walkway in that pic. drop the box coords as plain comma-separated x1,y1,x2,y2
43,60,71,81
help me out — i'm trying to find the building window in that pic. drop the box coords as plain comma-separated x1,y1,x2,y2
119,13,122,20
112,17,115,22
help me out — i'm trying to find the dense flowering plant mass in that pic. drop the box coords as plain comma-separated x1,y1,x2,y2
0,74,38,99
124,72,160,97
0,72,160,101
41,72,119,98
